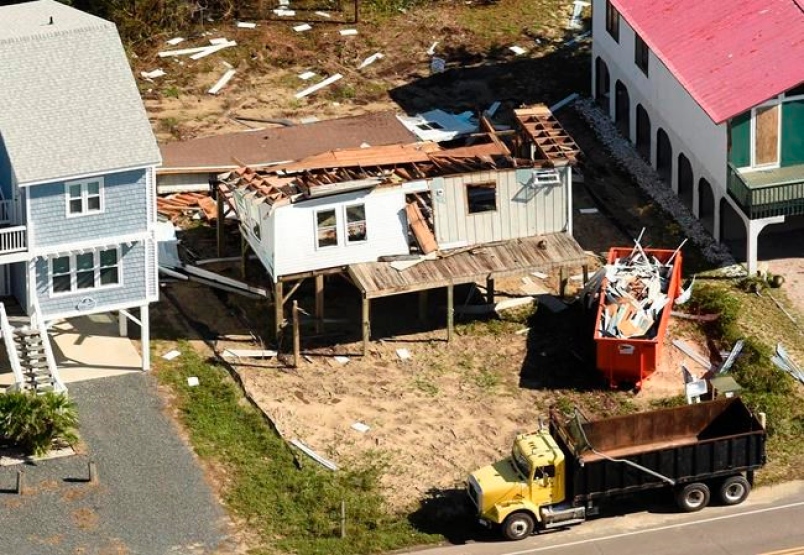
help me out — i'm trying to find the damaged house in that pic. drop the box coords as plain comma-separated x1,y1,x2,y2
218,106,590,350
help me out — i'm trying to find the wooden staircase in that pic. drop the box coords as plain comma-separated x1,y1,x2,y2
1,303,66,395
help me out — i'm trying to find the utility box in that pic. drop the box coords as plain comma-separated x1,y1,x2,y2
594,247,683,389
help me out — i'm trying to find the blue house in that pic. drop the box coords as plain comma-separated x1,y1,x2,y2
0,0,161,390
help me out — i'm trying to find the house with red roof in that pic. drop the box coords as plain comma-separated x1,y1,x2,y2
591,0,804,273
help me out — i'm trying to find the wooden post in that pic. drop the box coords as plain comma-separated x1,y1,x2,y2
88,461,98,485
418,290,428,324
216,190,225,257
274,280,284,342
240,235,248,280
361,295,370,356
446,284,454,342
559,267,567,299
314,274,324,334
486,277,495,305
15,470,24,495
140,305,150,372
292,300,300,368
340,499,346,538
118,311,128,338
582,264,590,284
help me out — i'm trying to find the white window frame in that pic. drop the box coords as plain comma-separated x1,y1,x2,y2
344,203,368,245
65,177,105,218
314,208,339,250
48,247,123,297
749,99,783,171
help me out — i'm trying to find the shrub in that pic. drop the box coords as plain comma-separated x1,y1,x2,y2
0,392,79,456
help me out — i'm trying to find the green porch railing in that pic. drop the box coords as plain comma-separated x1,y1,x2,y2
727,163,804,219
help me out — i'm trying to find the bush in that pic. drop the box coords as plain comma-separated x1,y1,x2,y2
0,392,79,456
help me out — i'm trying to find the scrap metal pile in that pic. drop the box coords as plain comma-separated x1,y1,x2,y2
599,246,677,340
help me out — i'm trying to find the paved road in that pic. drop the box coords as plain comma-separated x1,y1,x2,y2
0,373,232,555
421,481,804,555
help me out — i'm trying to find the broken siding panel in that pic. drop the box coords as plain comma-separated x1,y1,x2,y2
28,168,149,248
34,241,148,319
272,188,409,278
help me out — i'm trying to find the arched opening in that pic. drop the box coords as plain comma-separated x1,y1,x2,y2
656,128,672,184
615,80,630,139
636,105,651,160
719,198,747,263
698,178,715,234
595,57,611,110
677,153,693,209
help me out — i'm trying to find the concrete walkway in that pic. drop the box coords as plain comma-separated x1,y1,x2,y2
0,372,233,555
0,313,142,389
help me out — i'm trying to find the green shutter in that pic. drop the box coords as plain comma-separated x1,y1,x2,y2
781,100,804,167
728,111,751,167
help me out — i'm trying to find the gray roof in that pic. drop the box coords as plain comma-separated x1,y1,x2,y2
0,0,160,186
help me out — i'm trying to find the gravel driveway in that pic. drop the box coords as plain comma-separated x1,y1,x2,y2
0,372,232,555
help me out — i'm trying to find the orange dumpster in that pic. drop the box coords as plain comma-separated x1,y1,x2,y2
594,247,683,390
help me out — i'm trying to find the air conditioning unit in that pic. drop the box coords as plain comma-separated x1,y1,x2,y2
529,169,561,187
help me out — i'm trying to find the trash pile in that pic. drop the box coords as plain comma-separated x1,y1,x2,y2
599,243,679,340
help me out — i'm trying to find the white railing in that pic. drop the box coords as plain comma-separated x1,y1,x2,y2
0,225,26,255
0,302,26,390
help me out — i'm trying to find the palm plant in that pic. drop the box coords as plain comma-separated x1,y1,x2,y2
0,392,78,457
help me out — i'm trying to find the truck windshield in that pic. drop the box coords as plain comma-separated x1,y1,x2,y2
512,445,531,479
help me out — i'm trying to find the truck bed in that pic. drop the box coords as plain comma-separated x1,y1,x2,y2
551,398,766,503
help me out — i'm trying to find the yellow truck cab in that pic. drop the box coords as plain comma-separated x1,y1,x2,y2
468,427,584,540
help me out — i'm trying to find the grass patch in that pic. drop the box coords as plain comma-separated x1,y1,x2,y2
154,341,437,555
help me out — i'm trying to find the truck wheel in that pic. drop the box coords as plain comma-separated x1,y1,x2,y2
676,482,710,512
502,512,535,541
719,475,750,505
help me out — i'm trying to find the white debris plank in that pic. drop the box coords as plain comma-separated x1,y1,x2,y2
578,207,599,214
190,40,237,60
141,69,166,79
290,439,338,471
209,37,231,45
509,45,527,55
396,348,411,360
295,73,343,99
426,41,439,55
158,45,213,58
495,297,534,313
294,23,312,32
351,422,370,433
166,37,185,45
162,350,181,360
315,10,332,17
274,8,296,16
357,52,384,69
299,71,316,80
208,69,236,95
236,21,257,28
187,376,200,387
339,29,358,36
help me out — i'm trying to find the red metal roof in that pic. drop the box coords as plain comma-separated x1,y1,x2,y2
611,0,804,124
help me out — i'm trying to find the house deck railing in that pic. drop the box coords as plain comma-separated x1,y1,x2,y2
0,225,27,255
728,163,804,219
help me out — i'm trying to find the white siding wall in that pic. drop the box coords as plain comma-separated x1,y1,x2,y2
431,167,569,246
271,187,409,278
592,0,728,209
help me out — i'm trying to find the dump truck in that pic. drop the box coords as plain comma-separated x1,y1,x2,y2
467,397,766,541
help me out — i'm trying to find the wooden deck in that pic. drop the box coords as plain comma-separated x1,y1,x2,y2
348,232,589,299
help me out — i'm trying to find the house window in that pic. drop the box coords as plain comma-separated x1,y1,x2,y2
65,178,104,216
51,256,71,293
346,204,367,243
634,34,649,76
50,248,121,295
316,209,338,248
605,0,620,42
467,182,497,214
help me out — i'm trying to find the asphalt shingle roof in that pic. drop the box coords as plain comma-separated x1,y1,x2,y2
0,0,161,186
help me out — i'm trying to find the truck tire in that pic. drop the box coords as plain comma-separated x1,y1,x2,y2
676,482,710,512
718,475,750,505
502,512,535,541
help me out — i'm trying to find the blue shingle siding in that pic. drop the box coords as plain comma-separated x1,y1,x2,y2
34,242,147,317
28,168,148,248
